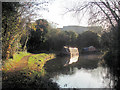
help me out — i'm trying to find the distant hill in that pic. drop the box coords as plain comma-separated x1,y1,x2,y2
58,26,102,34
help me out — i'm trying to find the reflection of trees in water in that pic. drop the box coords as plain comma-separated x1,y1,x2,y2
45,54,103,79
75,54,102,69
52,67,112,88
105,64,119,89
44,56,76,78
89,66,113,88
45,54,115,88
103,52,120,89
75,67,112,88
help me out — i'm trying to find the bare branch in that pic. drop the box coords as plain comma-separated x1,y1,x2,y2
101,1,120,23
93,2,115,28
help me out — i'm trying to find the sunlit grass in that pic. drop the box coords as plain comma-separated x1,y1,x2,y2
3,52,55,77
3,52,31,72
28,53,54,66
27,53,55,76
13,51,31,62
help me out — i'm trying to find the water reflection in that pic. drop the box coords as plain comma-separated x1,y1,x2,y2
45,54,113,88
64,55,79,66
52,67,112,88
69,55,79,64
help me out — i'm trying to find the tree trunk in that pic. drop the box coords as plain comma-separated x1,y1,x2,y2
23,36,29,51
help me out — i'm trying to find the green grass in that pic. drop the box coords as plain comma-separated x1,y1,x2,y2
13,51,31,62
2,53,58,89
3,52,55,76
27,53,55,76
28,53,55,64
3,52,31,72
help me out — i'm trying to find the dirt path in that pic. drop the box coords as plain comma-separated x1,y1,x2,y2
8,54,33,72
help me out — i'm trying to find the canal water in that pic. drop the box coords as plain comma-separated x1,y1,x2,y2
45,54,113,88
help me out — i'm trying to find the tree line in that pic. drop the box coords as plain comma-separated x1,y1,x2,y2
22,19,102,53
2,2,110,60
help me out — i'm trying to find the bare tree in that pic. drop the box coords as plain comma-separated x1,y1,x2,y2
65,0,120,88
65,0,120,29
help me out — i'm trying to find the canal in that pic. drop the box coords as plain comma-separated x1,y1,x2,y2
45,54,113,88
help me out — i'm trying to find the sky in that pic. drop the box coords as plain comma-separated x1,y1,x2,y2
37,0,90,28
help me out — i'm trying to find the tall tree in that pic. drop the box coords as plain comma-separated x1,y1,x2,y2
2,1,51,60
2,2,22,59
27,19,49,53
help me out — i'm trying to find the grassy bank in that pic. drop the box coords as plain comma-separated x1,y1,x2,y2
26,53,55,76
2,52,55,72
2,52,31,71
2,52,59,89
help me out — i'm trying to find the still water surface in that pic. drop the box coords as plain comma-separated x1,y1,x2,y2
45,54,113,88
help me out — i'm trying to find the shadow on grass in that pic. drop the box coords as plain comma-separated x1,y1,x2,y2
2,71,59,89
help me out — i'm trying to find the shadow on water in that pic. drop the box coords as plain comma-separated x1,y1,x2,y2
103,51,120,90
45,53,113,88
45,54,101,75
